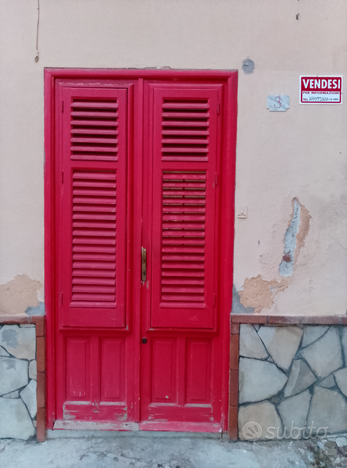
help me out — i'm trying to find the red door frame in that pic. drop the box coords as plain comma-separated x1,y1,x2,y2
44,68,238,432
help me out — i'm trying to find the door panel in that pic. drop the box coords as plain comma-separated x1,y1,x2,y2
186,339,212,404
140,83,223,429
53,77,229,432
150,87,220,329
65,337,90,401
60,87,127,329
100,338,125,402
55,85,133,424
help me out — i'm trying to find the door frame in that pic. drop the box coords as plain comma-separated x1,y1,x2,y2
44,68,238,432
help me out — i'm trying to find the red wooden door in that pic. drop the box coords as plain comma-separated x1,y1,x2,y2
51,75,232,433
55,85,136,427
140,83,223,431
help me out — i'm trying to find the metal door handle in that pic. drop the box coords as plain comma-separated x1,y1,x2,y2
141,247,147,282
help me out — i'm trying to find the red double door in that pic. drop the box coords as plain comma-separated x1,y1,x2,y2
53,76,229,432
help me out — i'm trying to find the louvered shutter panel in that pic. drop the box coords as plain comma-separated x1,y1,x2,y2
60,87,127,328
151,86,220,329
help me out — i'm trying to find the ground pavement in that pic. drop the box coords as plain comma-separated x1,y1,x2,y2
1,432,347,468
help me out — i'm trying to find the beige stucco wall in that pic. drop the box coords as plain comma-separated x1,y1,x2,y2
0,0,346,315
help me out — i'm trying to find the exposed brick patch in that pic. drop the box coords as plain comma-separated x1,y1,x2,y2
231,314,344,325
229,370,238,406
231,315,267,324
36,408,46,442
36,336,46,372
268,315,306,325
230,334,239,370
228,405,238,440
304,315,341,325
0,315,30,325
35,316,46,442
231,323,240,335
37,372,46,409
31,316,45,336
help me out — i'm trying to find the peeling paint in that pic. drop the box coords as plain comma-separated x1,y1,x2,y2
237,199,311,314
25,302,45,316
0,275,42,316
239,276,289,313
232,286,255,314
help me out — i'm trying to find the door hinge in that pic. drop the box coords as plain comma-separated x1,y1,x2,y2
213,293,216,306
61,171,64,183
217,102,220,114
62,101,64,113
59,292,63,305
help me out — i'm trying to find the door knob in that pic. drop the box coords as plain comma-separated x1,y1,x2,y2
142,337,148,344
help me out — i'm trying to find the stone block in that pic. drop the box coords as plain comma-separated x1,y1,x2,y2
318,375,336,388
29,360,37,380
0,325,35,360
307,386,347,434
0,357,28,396
239,324,268,359
301,327,343,378
239,401,282,441
283,359,316,397
0,398,35,439
301,326,329,348
334,368,347,397
278,390,312,432
0,346,9,357
3,391,19,399
342,328,347,364
257,326,303,371
20,380,37,418
239,357,288,404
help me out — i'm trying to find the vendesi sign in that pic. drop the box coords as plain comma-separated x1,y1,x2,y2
300,75,343,104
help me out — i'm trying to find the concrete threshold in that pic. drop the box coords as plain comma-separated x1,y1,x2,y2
47,429,222,439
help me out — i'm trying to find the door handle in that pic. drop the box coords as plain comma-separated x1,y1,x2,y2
141,247,147,282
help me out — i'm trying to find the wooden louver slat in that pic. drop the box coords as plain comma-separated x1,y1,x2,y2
160,171,207,304
70,99,119,161
72,171,117,305
161,100,210,162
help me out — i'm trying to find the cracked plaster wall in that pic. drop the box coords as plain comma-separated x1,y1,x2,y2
1,1,347,317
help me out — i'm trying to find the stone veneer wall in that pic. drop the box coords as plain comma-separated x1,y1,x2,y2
0,316,46,441
237,323,347,440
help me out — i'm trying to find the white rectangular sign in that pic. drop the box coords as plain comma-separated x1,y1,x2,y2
300,75,343,104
